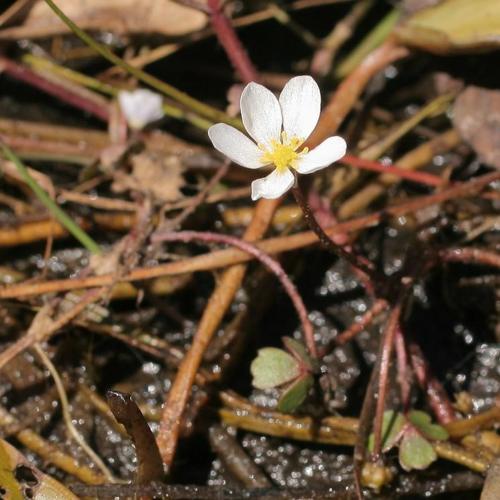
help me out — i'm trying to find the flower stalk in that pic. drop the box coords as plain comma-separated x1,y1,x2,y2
292,180,377,280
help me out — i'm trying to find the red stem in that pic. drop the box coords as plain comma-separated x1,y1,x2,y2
0,57,110,122
152,229,317,358
335,299,388,345
372,305,402,458
207,0,259,83
395,327,411,411
342,154,444,187
409,342,456,425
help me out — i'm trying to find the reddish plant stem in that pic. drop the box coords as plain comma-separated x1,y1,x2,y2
0,57,110,122
439,248,500,269
207,0,259,83
371,305,403,458
152,230,317,358
335,299,388,345
292,182,378,281
409,341,456,425
342,154,444,187
307,190,376,295
395,326,411,411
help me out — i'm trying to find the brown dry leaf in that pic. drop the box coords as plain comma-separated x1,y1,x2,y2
452,86,500,170
402,0,442,16
0,0,207,39
112,150,186,203
396,0,500,54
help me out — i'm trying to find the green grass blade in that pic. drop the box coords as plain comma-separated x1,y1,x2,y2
1,143,101,254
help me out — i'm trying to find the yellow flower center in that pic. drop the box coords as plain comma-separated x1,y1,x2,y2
260,132,308,172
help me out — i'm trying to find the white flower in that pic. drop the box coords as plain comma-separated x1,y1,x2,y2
208,76,346,200
118,89,164,130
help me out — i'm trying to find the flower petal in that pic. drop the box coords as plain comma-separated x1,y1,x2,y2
240,82,282,148
208,123,265,169
295,136,346,174
251,168,295,200
279,75,320,142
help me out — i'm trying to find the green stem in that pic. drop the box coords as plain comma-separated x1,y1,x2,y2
1,143,101,254
43,0,242,130
335,8,401,79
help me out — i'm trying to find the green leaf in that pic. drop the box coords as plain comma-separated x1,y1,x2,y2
282,337,316,372
408,411,449,441
395,0,500,55
251,348,301,390
399,428,437,471
368,410,405,452
277,374,313,413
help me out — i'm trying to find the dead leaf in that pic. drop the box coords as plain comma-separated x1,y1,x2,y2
402,0,442,16
481,457,500,500
112,150,185,203
0,437,78,500
395,0,500,54
452,86,500,170
0,0,207,39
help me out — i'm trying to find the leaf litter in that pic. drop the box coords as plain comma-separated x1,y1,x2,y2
0,0,498,498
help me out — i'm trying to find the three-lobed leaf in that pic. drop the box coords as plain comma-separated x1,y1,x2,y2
251,348,301,390
399,428,438,471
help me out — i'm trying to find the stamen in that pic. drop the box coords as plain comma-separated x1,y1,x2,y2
259,133,306,171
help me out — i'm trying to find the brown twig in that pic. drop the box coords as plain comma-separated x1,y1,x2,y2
0,288,105,370
308,39,410,146
0,404,105,484
209,424,272,488
155,198,280,468
439,248,500,269
311,0,374,76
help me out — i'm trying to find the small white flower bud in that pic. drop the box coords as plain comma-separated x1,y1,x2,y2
118,89,164,130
